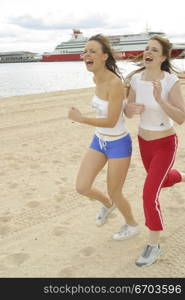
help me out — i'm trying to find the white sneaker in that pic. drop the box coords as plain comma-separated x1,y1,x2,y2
96,203,116,226
135,245,161,267
112,224,139,240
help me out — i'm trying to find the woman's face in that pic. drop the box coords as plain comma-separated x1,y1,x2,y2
143,39,166,68
83,40,108,72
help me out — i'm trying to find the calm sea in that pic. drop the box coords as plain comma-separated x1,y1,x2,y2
0,59,184,98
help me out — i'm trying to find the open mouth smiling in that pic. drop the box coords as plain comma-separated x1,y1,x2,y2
145,56,153,62
85,60,94,66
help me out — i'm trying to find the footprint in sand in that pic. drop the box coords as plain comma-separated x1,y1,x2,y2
52,226,67,236
8,163,20,170
52,160,61,164
0,216,12,223
26,201,40,208
58,266,75,277
0,264,9,272
3,253,30,267
177,198,185,204
63,220,70,226
55,180,62,185
8,182,19,189
0,225,11,236
29,163,39,169
80,246,96,257
61,177,67,182
40,170,48,174
24,192,34,198
5,156,14,161
0,172,6,176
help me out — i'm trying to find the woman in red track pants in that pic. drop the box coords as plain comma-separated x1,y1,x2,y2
125,34,185,267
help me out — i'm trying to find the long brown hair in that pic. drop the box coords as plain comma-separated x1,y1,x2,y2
125,34,185,94
88,34,123,79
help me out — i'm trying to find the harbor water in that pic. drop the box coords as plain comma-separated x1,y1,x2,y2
0,59,184,98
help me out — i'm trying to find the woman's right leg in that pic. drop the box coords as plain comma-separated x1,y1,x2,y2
136,135,178,267
76,148,112,207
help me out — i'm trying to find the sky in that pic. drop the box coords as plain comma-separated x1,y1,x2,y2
1,0,185,53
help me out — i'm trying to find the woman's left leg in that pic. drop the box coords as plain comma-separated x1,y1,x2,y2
107,157,139,240
136,135,180,267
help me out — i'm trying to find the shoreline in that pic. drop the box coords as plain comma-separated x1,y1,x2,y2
0,84,185,277
0,86,95,101
1,57,184,100
1,76,184,101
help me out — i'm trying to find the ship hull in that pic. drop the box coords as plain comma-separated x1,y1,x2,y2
42,53,82,62
42,49,184,62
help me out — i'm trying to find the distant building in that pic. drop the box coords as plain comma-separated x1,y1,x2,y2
0,51,42,63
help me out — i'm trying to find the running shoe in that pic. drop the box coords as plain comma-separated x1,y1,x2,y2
135,245,161,267
96,203,116,226
112,224,139,240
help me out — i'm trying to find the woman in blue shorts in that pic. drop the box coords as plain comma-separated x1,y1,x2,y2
68,34,139,240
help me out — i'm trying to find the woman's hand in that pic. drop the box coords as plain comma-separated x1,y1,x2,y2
68,107,83,123
153,80,162,103
125,102,145,117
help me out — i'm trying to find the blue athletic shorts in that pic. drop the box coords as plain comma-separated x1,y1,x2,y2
89,134,132,159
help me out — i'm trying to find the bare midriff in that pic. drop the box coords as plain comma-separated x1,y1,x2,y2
138,127,175,141
96,131,127,137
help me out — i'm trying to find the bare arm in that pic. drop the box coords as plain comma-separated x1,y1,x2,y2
124,85,145,118
68,79,125,127
153,80,185,125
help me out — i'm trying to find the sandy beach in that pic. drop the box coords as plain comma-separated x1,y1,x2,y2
0,81,185,278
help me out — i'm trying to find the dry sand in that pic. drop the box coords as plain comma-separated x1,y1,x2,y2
0,81,185,278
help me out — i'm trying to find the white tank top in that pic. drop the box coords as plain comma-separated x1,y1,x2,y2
91,95,127,135
130,71,179,131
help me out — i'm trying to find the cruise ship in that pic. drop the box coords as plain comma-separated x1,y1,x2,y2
42,29,185,62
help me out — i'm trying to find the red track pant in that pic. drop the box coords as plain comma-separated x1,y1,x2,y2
138,134,182,231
